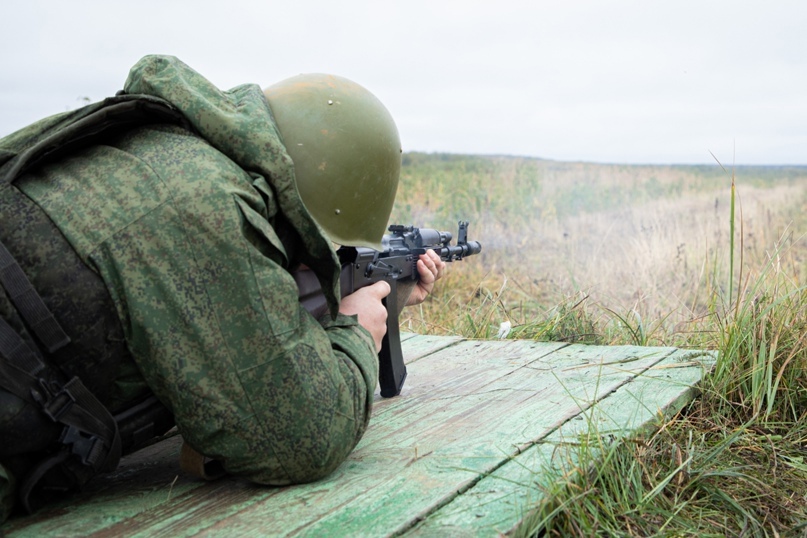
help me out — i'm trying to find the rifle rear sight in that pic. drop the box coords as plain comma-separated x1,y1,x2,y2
381,221,481,262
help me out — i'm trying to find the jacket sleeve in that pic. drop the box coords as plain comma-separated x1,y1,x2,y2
116,179,381,486
21,124,381,486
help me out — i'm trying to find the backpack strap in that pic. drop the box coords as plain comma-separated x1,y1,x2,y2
0,239,70,354
2,93,189,186
0,94,188,512
0,311,121,512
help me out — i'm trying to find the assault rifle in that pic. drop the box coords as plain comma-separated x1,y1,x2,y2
295,221,482,398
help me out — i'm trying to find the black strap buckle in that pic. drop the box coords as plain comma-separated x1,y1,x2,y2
31,378,77,422
61,425,104,467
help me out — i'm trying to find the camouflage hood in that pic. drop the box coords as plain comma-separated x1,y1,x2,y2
123,55,341,314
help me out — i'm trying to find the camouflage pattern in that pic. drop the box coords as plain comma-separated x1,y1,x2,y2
0,160,136,520
2,55,379,511
0,157,137,413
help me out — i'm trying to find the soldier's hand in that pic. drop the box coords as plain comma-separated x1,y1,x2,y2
340,281,391,352
406,249,446,306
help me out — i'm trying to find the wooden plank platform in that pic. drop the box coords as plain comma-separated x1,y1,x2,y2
2,335,714,537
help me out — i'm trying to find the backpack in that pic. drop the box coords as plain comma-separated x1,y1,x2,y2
0,94,186,514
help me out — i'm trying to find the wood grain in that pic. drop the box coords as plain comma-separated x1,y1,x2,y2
2,336,714,537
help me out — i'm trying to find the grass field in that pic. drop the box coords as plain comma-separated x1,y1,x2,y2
391,152,807,536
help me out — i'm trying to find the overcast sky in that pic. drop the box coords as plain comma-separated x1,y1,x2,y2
2,1,805,165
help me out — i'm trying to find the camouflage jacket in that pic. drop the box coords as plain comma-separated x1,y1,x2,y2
6,56,379,489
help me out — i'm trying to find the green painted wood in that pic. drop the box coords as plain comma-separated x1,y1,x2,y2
1,339,713,538
397,332,465,364
405,349,716,536
399,331,418,343
269,342,682,537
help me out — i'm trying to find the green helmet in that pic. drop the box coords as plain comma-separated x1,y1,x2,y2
264,73,401,250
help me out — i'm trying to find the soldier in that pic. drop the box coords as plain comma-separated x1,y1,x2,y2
0,55,444,521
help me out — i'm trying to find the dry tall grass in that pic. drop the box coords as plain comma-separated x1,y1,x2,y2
393,154,806,347
391,153,807,534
